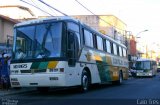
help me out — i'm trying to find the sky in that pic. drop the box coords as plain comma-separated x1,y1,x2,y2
1,0,160,46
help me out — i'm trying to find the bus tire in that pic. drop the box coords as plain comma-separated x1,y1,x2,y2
113,71,123,85
118,71,123,84
80,70,90,92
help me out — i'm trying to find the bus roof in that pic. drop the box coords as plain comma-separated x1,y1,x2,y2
14,16,126,48
15,16,79,27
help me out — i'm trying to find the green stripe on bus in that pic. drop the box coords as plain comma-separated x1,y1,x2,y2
102,56,107,63
96,61,112,82
38,62,49,69
31,62,41,69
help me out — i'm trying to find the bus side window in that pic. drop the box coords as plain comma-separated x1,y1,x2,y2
67,31,75,66
110,42,114,54
106,40,111,53
113,43,117,55
122,48,127,57
117,45,119,56
67,22,81,56
151,61,153,69
96,35,103,51
83,29,94,48
119,46,123,57
93,34,97,49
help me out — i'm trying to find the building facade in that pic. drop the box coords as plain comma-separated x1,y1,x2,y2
0,5,36,20
127,34,137,68
73,15,127,44
0,15,19,53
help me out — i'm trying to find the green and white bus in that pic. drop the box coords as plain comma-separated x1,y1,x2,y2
10,16,128,91
135,59,157,77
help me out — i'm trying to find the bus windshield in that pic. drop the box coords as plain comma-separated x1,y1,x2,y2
13,22,64,60
135,61,151,70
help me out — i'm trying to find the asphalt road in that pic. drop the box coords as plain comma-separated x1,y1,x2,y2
1,74,160,105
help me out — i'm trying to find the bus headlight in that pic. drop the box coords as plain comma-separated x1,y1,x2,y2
148,71,152,75
148,72,152,75
148,73,152,76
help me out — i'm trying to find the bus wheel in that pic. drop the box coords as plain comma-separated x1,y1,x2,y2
117,71,123,84
81,70,90,92
113,71,123,85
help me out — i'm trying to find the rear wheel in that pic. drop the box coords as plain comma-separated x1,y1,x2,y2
118,72,123,84
113,71,123,85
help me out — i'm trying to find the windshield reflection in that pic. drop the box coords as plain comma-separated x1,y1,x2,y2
135,61,151,70
13,22,63,60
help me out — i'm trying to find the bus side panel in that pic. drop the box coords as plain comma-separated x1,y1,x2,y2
78,48,102,84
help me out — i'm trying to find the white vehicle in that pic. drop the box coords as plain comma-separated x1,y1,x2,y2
135,59,157,77
10,16,128,92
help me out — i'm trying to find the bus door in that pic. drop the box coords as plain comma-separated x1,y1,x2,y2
67,31,79,66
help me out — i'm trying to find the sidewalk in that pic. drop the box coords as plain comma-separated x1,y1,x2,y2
0,87,36,97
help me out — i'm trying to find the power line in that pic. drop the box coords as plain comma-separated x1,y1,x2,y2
31,0,48,16
37,0,68,16
31,0,58,16
75,0,126,32
20,0,54,17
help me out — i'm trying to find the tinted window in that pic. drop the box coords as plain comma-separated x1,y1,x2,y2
123,48,127,57
136,61,151,70
96,36,103,50
83,29,93,47
113,43,117,55
106,40,111,53
93,34,97,49
67,22,80,53
119,46,123,57
15,26,35,59
13,22,63,60
68,22,79,33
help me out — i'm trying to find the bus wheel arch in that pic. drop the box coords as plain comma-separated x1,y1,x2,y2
80,67,91,92
113,70,123,85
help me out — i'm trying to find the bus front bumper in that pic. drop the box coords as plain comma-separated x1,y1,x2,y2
136,73,153,76
10,74,67,87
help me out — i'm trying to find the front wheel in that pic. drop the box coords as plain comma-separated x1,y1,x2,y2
80,70,90,92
